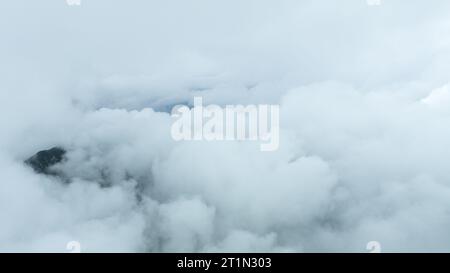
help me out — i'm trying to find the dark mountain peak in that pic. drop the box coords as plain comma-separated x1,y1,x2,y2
25,147,67,175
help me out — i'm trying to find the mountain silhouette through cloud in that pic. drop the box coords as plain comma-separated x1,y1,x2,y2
25,147,67,176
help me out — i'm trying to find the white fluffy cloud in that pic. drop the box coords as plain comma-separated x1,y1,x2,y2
2,0,450,252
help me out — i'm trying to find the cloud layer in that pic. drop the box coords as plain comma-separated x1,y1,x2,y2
2,0,450,252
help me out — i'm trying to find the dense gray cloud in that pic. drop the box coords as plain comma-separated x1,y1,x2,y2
1,0,450,252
